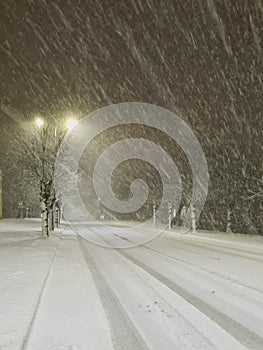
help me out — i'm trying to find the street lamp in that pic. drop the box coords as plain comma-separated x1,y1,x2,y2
66,119,78,131
35,118,44,128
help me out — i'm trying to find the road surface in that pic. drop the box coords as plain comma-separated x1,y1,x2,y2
78,222,263,349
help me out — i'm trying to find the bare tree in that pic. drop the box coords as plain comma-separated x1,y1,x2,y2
14,120,65,237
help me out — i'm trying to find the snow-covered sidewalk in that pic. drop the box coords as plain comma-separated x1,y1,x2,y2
0,220,60,349
0,220,111,350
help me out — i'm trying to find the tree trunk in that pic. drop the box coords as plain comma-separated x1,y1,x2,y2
48,208,53,232
243,207,258,234
191,205,197,233
39,180,53,237
55,206,59,228
41,203,49,237
226,209,232,233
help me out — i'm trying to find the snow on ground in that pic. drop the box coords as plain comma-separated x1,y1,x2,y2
0,220,111,350
0,220,60,349
1,219,263,349
25,228,112,350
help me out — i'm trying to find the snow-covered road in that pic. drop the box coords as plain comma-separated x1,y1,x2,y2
78,224,263,350
1,220,263,349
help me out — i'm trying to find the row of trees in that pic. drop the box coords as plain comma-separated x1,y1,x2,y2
3,112,261,237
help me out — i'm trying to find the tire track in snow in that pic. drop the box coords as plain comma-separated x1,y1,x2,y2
113,231,263,294
143,243,263,295
79,238,149,350
160,235,263,262
120,250,263,350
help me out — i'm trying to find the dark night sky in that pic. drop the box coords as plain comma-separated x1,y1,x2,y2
0,0,262,227
0,1,262,125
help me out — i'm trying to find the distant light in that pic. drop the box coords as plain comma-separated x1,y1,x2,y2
35,118,44,128
66,119,78,131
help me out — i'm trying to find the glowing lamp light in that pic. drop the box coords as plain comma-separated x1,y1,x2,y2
66,119,78,131
35,118,44,128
